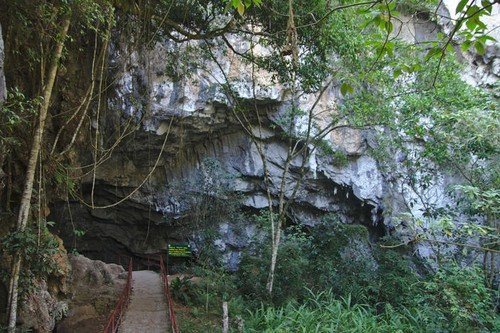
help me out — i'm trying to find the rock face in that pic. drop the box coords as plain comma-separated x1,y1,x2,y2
18,279,69,333
56,255,126,333
442,1,500,87
13,236,70,333
49,6,499,269
14,252,125,333
50,33,388,269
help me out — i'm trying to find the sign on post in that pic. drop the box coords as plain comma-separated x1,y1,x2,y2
168,243,192,258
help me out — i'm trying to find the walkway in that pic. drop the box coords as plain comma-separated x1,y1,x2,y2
118,270,169,333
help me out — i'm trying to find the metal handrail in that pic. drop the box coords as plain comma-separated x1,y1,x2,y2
103,258,133,333
160,255,180,333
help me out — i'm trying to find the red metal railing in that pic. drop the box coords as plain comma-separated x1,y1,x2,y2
160,255,180,333
103,258,133,333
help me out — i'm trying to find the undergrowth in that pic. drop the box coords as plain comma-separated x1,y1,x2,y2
171,219,499,332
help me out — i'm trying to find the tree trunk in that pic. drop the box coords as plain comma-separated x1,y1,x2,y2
6,17,70,333
266,214,284,295
222,301,229,333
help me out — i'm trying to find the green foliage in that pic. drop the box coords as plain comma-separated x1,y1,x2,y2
239,216,420,307
245,290,422,333
53,165,77,197
307,221,378,304
307,221,420,308
234,216,498,332
354,45,499,258
227,0,262,16
419,264,498,331
1,1,498,330
173,264,241,332
0,88,41,151
456,185,500,218
237,222,312,306
244,264,499,332
170,276,195,305
0,225,61,298
331,150,349,167
455,0,497,56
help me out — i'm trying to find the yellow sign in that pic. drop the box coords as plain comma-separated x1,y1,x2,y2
168,243,191,257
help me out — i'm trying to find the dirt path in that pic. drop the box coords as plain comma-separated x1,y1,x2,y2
118,270,169,333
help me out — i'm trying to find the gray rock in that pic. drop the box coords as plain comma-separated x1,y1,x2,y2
52,11,499,269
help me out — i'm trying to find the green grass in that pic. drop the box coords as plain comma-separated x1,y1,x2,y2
244,289,499,333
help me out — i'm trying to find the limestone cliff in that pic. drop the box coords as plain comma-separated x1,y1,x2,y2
47,3,498,270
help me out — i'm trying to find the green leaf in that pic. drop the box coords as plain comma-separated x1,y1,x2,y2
474,40,485,55
455,0,468,14
466,18,478,31
412,63,422,72
340,82,354,96
385,21,394,34
478,35,496,43
386,41,395,57
466,5,481,17
237,3,245,15
482,0,493,14
460,40,472,52
425,47,441,61
393,68,402,78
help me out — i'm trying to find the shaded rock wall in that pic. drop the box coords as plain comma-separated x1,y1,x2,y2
56,255,126,333
50,33,388,268
50,5,499,268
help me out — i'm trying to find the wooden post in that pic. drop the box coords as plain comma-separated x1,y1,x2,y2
222,301,229,333
236,316,244,333
166,241,169,274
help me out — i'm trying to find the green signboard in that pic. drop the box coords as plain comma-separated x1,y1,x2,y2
168,243,192,257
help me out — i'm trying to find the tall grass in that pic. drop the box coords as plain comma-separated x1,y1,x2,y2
245,289,449,333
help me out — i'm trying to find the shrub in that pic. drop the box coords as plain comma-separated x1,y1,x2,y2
244,289,421,333
308,221,380,304
237,224,312,306
419,264,498,331
1,225,61,298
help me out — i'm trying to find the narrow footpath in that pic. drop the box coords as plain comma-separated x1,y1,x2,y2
118,270,169,333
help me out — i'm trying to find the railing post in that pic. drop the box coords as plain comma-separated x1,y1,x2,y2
159,254,179,333
103,258,133,333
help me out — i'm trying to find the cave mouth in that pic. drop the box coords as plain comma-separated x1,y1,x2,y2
49,176,387,272
306,177,387,241
48,192,179,271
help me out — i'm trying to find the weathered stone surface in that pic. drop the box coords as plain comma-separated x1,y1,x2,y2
18,279,68,333
16,236,70,333
49,32,393,268
50,8,499,268
56,254,126,333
